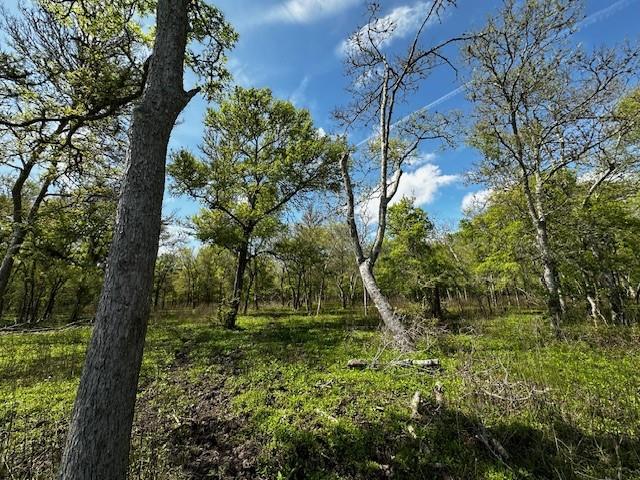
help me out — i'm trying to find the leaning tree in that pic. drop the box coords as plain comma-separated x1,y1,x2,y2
336,1,463,349
59,1,236,478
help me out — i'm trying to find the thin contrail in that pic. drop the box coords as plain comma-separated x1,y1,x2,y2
575,0,639,29
355,0,639,148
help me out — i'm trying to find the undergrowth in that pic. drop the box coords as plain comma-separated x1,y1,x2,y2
1,310,638,479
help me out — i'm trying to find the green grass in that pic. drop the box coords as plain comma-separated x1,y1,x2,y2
1,310,639,479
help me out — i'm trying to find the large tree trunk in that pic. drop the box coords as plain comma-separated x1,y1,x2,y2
225,239,249,329
59,1,196,478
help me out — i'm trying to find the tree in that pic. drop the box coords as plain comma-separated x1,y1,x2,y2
457,188,542,313
336,1,462,348
273,208,330,313
378,197,458,319
0,0,146,317
170,87,341,328
325,222,360,310
59,1,236,477
465,0,639,332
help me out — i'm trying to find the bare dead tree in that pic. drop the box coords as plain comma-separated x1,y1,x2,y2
336,1,463,349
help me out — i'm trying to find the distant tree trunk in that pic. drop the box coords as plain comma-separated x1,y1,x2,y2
586,293,604,326
153,276,163,309
605,272,627,325
363,281,368,316
431,285,443,319
41,278,65,323
349,274,357,307
252,260,259,311
294,274,302,310
225,238,249,328
59,1,198,478
558,285,567,315
279,272,286,307
26,261,38,323
69,282,89,324
242,258,252,315
337,282,347,309
0,177,51,318
316,267,326,316
304,274,312,314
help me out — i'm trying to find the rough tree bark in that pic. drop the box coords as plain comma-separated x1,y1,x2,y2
59,1,198,478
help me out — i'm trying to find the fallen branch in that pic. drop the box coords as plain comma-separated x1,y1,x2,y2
410,390,421,419
475,422,510,463
346,358,440,370
0,319,91,334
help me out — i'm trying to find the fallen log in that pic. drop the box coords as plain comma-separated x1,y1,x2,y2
346,358,440,370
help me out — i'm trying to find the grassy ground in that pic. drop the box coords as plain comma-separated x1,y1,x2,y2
1,310,639,479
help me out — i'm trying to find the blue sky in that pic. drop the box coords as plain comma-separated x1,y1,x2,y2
3,0,639,232
166,0,640,231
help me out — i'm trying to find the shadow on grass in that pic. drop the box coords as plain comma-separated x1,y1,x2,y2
157,316,640,480
161,373,640,480
2,311,639,479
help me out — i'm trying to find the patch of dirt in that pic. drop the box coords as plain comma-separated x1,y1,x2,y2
135,348,263,479
169,383,262,480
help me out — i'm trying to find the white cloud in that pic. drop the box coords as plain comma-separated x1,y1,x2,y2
461,188,492,215
264,0,360,24
339,1,434,56
360,162,458,221
406,151,437,166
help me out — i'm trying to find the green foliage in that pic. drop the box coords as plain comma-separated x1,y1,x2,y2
457,188,535,292
169,87,343,239
185,1,238,100
378,198,454,314
1,0,148,126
